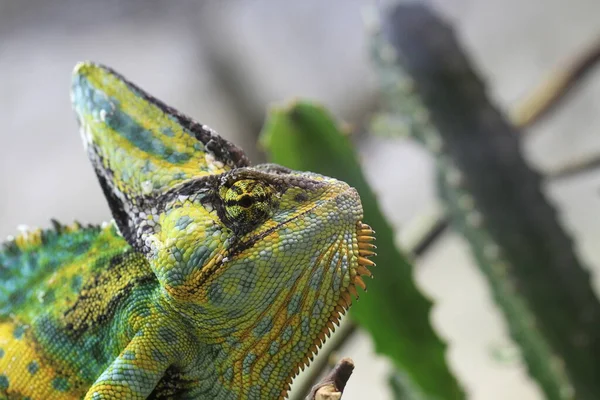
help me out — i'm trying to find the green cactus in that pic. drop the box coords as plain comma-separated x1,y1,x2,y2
372,4,600,400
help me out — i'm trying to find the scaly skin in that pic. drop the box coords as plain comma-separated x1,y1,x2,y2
0,62,374,399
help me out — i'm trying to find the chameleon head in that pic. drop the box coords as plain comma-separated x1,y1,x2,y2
147,165,375,389
71,61,374,397
154,164,374,312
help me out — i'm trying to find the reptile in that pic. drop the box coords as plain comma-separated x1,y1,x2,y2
0,62,375,399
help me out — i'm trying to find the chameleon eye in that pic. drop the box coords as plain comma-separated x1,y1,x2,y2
238,195,254,208
220,179,276,232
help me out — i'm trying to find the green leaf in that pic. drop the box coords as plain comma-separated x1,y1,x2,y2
259,100,465,400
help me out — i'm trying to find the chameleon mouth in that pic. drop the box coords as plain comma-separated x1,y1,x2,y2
280,221,376,398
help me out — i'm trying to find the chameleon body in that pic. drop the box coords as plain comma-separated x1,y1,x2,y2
0,63,374,399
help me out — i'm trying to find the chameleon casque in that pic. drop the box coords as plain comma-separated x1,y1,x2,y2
0,62,375,399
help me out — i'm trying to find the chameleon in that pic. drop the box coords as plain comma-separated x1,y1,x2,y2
0,62,375,399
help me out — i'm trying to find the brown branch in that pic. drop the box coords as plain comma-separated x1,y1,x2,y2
306,358,355,400
291,321,357,400
409,217,449,257
546,153,600,181
508,36,600,179
511,36,600,129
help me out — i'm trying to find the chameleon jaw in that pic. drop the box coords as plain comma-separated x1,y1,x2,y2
279,221,376,399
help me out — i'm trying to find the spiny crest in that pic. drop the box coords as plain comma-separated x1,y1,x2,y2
2,220,101,255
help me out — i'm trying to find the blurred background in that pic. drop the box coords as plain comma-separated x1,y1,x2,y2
1,0,600,399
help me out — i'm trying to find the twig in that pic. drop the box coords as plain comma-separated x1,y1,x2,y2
291,321,357,400
306,358,355,400
388,370,427,400
546,152,600,181
511,36,600,129
409,217,449,257
508,36,600,180
195,8,267,163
